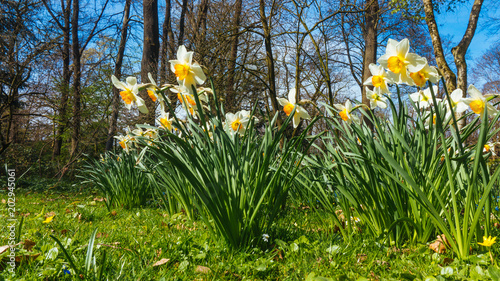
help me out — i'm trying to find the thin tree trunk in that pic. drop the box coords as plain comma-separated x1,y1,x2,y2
422,0,457,92
53,0,72,158
178,0,188,46
361,0,379,129
225,0,242,112
195,0,209,45
160,0,170,86
71,0,81,156
106,0,131,151
451,0,483,97
141,0,159,125
259,0,280,123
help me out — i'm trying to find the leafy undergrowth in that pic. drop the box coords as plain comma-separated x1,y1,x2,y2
1,182,500,280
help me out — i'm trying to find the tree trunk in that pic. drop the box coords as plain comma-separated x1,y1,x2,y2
422,0,457,92
160,0,178,109
178,0,188,46
106,0,131,151
71,0,81,156
141,0,159,125
53,0,72,158
225,0,242,112
259,0,280,123
451,0,483,97
361,0,379,129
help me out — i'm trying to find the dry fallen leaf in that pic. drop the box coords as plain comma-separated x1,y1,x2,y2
0,245,10,254
429,234,450,254
195,265,211,274
356,253,367,263
96,232,108,239
153,258,170,267
23,239,36,251
110,210,117,216
61,229,68,235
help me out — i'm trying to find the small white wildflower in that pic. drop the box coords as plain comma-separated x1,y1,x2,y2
262,234,270,242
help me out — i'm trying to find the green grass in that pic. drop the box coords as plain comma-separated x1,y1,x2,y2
1,180,500,280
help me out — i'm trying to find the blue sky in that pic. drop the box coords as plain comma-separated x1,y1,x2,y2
436,1,499,63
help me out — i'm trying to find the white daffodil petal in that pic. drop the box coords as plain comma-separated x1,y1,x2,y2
278,98,290,107
126,76,137,86
111,75,127,90
288,88,297,104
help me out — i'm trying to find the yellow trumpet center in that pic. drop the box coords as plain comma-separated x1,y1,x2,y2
433,114,436,125
119,141,126,149
231,119,242,131
339,109,349,121
371,93,380,101
421,93,430,102
372,75,384,88
484,144,491,151
410,71,427,87
387,56,405,74
469,99,484,114
160,118,172,130
174,64,190,80
119,89,135,105
177,93,196,106
283,104,295,116
147,90,157,102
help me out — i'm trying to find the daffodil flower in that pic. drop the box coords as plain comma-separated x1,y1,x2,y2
445,89,468,114
277,88,311,128
463,85,498,117
409,63,440,87
225,111,250,135
170,85,208,117
239,109,259,123
366,87,387,109
114,135,132,153
145,73,168,103
333,100,359,124
363,63,394,94
377,39,427,85
111,75,149,114
158,110,174,132
483,142,497,156
169,45,206,92
410,86,441,109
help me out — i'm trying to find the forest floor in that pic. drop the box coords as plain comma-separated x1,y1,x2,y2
1,178,499,280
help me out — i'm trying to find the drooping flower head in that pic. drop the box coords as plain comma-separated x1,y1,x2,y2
111,75,148,113
169,45,206,92
377,39,427,85
277,88,311,128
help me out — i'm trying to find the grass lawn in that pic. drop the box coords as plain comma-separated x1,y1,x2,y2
1,178,499,280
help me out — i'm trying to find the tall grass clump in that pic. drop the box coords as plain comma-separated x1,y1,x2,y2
81,151,153,209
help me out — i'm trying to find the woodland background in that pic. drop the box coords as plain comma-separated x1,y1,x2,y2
1,0,499,178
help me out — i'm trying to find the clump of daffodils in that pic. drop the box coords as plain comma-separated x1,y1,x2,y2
277,88,311,128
